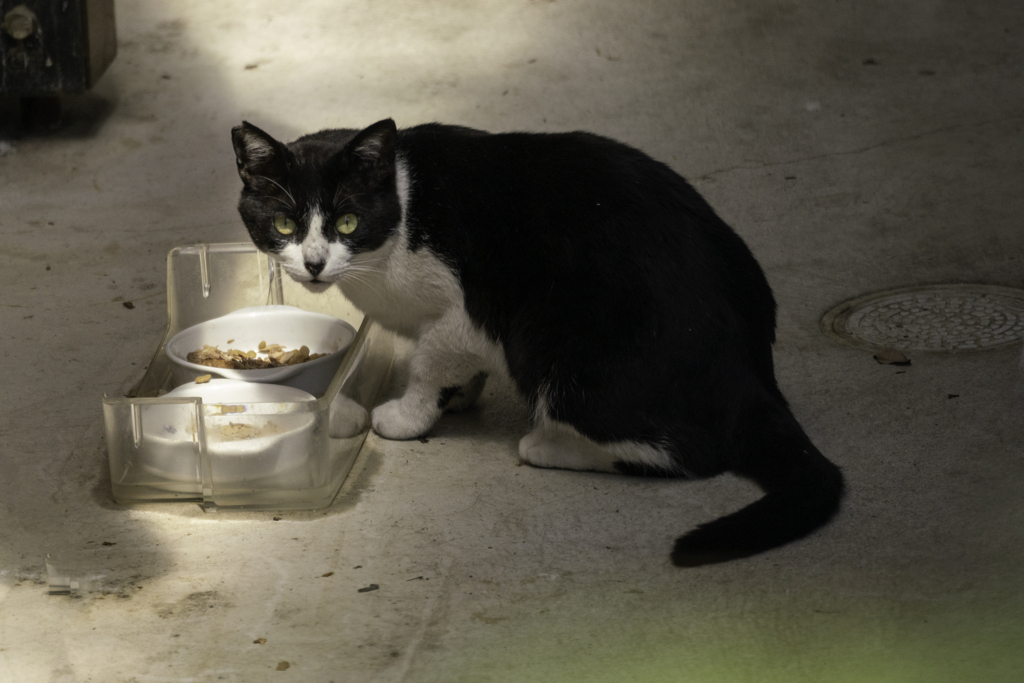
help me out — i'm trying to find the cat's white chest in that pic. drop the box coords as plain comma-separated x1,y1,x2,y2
338,157,468,339
339,231,509,379
338,238,461,339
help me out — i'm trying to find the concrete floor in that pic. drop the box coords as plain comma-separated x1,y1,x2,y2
2,0,1023,680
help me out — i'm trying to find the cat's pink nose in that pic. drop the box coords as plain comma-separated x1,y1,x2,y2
305,260,325,277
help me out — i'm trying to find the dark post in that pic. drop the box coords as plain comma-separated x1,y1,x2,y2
0,0,116,130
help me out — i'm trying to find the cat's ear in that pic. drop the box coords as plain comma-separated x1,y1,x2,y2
344,119,397,181
231,121,289,189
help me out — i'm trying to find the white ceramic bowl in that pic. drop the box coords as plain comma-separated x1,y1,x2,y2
165,305,356,396
140,379,318,485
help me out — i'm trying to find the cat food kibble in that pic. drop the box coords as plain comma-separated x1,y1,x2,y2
186,343,328,370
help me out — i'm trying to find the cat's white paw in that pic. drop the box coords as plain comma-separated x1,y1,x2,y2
518,428,618,472
329,394,369,439
372,397,439,440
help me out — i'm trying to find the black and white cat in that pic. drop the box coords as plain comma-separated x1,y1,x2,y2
231,118,844,566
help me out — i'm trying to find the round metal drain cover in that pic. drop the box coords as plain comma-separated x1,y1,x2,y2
821,284,1024,352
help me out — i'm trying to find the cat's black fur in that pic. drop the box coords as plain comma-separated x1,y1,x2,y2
231,119,844,566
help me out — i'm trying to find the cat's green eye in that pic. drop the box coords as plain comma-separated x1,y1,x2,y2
336,214,359,235
274,215,297,235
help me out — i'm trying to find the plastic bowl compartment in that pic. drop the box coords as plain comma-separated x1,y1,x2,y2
165,305,356,396
139,380,318,487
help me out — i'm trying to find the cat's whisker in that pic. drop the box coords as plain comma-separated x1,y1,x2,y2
339,263,378,276
256,175,297,208
337,270,385,299
340,266,382,280
343,258,385,269
334,191,365,211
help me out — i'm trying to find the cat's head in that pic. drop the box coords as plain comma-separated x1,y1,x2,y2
230,119,402,284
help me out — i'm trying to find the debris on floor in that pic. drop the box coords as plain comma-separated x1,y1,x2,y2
873,349,912,365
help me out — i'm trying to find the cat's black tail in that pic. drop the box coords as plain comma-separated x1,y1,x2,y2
671,401,844,567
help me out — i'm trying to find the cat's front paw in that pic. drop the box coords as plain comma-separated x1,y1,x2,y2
371,397,439,440
329,394,369,439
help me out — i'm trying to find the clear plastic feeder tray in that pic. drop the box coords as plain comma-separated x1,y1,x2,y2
102,243,394,510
